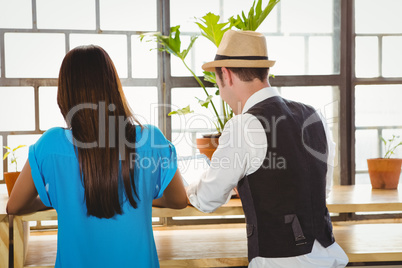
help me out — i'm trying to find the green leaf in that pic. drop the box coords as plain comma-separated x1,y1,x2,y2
168,105,194,116
180,35,198,59
3,152,10,160
231,0,280,31
196,95,213,108
215,89,220,96
203,71,217,84
13,145,26,152
140,26,198,61
195,13,232,47
381,137,387,146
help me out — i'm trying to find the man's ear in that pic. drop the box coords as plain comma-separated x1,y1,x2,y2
221,67,233,86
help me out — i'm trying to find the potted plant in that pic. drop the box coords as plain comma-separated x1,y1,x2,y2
141,0,280,159
367,135,402,189
3,145,26,196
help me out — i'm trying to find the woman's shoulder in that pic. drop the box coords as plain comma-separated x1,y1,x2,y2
135,124,171,150
32,127,74,156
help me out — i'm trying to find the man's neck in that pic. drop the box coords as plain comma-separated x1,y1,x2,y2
235,80,270,114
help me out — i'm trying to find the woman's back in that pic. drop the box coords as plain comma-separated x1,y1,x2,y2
30,125,177,267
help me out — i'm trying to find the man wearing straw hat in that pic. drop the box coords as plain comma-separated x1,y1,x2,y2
186,30,348,267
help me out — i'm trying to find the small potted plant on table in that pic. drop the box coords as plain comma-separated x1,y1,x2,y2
3,145,26,196
367,135,402,189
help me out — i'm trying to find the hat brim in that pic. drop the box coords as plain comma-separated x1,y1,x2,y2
202,59,276,72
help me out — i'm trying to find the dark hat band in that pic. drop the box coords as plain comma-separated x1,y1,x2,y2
214,54,269,61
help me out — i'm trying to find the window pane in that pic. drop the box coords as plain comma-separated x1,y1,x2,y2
36,0,95,30
280,86,340,184
355,85,402,127
383,37,402,78
0,0,32,28
0,87,35,131
308,36,335,75
100,0,156,31
131,35,157,78
5,33,65,78
39,87,66,131
355,85,402,184
170,0,220,32
123,87,158,126
70,34,128,78
171,87,221,156
355,129,379,171
355,0,402,34
281,0,333,34
269,36,305,75
355,37,379,78
6,135,41,172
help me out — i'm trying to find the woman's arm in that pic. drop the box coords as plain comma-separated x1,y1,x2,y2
152,169,187,209
6,160,50,215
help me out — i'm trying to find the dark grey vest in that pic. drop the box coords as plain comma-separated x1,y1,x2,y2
237,96,335,261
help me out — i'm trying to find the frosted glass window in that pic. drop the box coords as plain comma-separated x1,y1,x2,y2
281,0,333,34
355,129,378,171
355,0,402,34
131,35,157,78
308,36,334,75
123,87,158,126
355,37,379,78
5,33,65,78
36,0,95,30
355,85,402,127
0,87,35,131
0,0,32,28
7,135,41,172
170,0,220,32
70,34,128,78
382,37,402,78
100,0,157,31
39,87,66,131
268,36,304,75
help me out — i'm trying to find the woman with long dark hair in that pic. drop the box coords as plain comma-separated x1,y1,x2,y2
7,45,187,267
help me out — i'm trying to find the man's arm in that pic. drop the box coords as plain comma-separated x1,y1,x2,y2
186,114,267,212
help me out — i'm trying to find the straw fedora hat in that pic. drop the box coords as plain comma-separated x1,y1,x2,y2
202,30,275,72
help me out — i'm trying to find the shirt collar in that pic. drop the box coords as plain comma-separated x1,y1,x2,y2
242,87,280,114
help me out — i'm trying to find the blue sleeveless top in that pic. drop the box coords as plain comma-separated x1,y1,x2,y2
29,125,177,267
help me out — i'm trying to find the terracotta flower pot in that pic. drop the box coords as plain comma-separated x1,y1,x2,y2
367,158,402,189
4,171,21,196
196,134,220,160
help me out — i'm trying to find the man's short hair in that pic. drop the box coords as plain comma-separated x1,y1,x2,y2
215,67,269,83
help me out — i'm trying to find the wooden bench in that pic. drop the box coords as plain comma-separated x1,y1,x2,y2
23,222,402,267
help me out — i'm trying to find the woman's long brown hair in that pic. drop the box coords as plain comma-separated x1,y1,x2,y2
57,45,141,218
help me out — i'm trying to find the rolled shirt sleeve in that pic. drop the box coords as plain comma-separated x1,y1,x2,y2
186,114,267,213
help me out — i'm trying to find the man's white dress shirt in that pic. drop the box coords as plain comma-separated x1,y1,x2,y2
186,87,348,267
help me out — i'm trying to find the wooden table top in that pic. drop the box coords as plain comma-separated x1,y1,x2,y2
2,184,402,220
